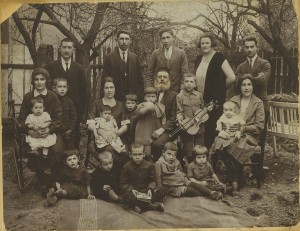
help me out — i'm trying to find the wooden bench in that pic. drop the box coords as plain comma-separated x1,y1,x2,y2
268,101,299,156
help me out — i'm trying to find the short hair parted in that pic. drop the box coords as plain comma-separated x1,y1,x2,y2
64,149,79,161
158,26,175,37
163,142,178,152
131,141,144,151
192,145,208,160
235,74,255,94
60,38,75,47
52,77,68,87
197,31,217,48
31,96,44,108
31,68,51,86
243,35,258,46
183,73,197,82
125,94,138,103
117,30,131,38
97,151,113,163
157,67,170,75
100,105,112,113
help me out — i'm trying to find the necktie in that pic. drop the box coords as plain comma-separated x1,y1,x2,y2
165,48,170,60
248,58,252,68
65,62,69,72
122,52,126,62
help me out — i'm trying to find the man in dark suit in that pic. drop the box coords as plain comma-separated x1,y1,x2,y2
102,30,144,102
151,67,177,161
236,35,271,111
146,26,189,93
46,38,87,149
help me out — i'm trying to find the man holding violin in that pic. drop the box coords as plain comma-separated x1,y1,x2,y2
151,67,177,161
176,73,206,163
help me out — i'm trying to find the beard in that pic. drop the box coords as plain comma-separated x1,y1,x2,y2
154,79,171,92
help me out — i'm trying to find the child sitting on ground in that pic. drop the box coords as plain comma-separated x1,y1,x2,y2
135,87,165,159
119,142,165,213
187,145,228,193
44,149,94,206
94,105,125,153
52,78,77,150
90,151,121,202
212,101,245,151
25,97,57,158
155,142,222,200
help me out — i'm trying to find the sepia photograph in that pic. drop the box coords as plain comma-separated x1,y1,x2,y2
1,0,299,230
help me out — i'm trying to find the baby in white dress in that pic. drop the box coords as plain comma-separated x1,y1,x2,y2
25,97,57,158
94,105,125,153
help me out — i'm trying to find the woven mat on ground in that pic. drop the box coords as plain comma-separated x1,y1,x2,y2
57,197,262,230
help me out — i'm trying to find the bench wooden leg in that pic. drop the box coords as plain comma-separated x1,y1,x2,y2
272,136,278,157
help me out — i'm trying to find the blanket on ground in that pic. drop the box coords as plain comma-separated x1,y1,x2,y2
57,196,263,230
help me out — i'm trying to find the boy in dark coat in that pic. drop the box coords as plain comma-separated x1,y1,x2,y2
119,142,165,213
90,151,120,202
52,78,77,150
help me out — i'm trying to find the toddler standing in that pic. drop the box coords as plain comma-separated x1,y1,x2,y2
135,87,165,158
155,142,222,200
52,78,77,150
25,97,57,158
118,94,139,149
94,105,125,153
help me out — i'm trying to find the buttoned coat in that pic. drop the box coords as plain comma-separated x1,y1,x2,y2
235,56,271,109
146,47,189,93
102,50,144,102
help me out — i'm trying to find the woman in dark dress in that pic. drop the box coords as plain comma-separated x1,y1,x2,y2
194,32,236,148
87,77,126,173
18,68,65,196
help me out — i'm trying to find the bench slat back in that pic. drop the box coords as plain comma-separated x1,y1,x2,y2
268,101,298,140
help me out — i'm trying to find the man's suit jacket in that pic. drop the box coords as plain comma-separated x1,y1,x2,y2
46,60,87,120
235,55,271,104
146,47,189,93
159,90,177,131
102,50,144,102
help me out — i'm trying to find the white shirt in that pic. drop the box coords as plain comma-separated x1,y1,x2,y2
119,48,128,62
61,58,71,71
34,89,47,97
164,46,173,60
247,54,257,68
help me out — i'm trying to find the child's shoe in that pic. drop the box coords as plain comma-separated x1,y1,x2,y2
148,202,164,212
211,191,222,201
134,206,142,214
43,188,58,207
42,154,48,159
54,188,66,198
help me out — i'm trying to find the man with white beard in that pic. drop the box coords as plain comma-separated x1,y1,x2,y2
151,67,177,161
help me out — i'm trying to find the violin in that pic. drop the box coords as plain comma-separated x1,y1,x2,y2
169,101,218,137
